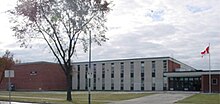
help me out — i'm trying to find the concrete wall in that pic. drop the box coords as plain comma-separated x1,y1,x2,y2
72,57,177,91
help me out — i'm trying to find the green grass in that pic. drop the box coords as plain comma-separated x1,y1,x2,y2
0,91,153,104
176,93,220,104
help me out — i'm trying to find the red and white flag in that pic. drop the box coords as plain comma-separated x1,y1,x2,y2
201,46,209,57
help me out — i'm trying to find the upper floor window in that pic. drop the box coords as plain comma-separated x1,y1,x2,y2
141,61,144,73
152,61,155,68
85,64,88,72
111,63,114,72
77,65,80,71
85,64,88,78
163,60,167,72
130,62,134,73
102,63,105,70
152,61,156,73
102,63,105,75
120,62,124,69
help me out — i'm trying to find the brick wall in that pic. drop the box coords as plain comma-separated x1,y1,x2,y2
201,74,220,93
0,62,67,91
168,60,180,72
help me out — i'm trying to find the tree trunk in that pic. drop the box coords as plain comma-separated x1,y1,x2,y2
66,72,72,101
0,72,4,85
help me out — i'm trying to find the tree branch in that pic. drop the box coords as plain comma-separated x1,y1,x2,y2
39,1,66,61
35,21,66,73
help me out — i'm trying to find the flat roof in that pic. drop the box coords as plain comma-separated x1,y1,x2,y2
164,70,220,77
73,56,172,64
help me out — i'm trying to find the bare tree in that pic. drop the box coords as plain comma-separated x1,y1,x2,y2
8,0,111,101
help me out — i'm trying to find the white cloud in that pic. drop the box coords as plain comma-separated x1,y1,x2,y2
0,0,219,70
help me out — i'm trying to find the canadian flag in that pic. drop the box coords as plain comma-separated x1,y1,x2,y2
201,46,209,57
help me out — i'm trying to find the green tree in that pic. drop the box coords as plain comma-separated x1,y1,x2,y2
0,50,15,85
8,0,111,101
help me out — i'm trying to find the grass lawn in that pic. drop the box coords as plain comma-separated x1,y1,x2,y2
0,91,153,104
176,93,220,104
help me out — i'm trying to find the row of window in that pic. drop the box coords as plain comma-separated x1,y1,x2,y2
77,60,167,90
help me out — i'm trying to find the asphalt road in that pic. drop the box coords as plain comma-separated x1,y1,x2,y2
108,93,193,104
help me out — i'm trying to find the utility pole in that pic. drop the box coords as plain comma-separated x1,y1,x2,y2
88,30,92,104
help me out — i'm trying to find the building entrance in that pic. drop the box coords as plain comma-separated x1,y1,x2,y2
168,77,201,91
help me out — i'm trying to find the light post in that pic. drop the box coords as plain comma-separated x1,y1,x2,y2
88,30,92,104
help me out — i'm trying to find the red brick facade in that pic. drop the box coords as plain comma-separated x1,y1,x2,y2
168,60,180,72
0,62,67,91
201,74,220,93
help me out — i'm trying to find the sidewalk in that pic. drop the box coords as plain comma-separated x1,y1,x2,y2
0,101,34,104
108,93,193,104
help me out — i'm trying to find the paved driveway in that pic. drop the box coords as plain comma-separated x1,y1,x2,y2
109,93,193,104
0,101,34,104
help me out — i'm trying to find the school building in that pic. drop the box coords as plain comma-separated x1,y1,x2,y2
0,57,219,92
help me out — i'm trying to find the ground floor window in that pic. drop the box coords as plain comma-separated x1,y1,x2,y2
212,78,218,85
168,77,201,91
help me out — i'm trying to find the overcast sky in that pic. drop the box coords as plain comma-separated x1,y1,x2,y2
0,0,219,70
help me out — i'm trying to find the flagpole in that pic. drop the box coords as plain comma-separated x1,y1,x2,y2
208,43,211,93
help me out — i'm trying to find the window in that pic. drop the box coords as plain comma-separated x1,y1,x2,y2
141,77,144,81
141,61,144,73
141,73,144,77
212,79,218,85
130,78,134,90
163,60,167,72
85,64,88,78
111,83,114,90
111,63,114,78
94,78,96,83
170,78,173,81
94,87,96,90
93,64,96,88
152,61,156,73
102,78,105,90
131,78,134,84
77,65,80,90
77,65,80,71
111,73,114,78
120,73,124,78
152,83,155,91
152,61,156,68
141,83,144,91
102,63,105,78
163,83,167,90
131,83,134,90
93,64,96,70
93,64,96,78
130,62,134,78
120,62,124,87
130,73,134,78
85,64,88,71
120,62,124,69
152,73,155,77
30,71,37,76
131,87,134,90
130,62,134,69
111,77,114,90
121,86,124,90
121,78,124,82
